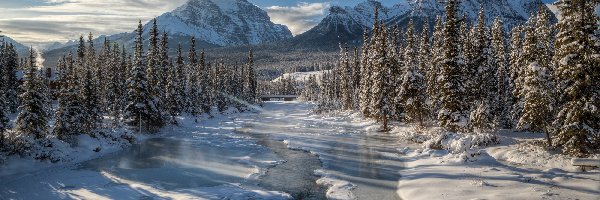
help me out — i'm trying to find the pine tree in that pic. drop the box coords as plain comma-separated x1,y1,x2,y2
199,50,212,114
400,21,428,127
552,0,600,156
0,48,8,149
53,54,85,141
518,62,555,145
509,26,525,127
165,60,180,124
438,0,469,132
146,19,163,111
3,44,19,113
352,48,361,109
123,21,164,131
243,50,257,106
80,34,102,132
158,31,171,103
359,28,373,117
339,47,353,110
428,16,444,119
470,7,498,132
491,18,512,129
171,45,187,113
518,18,539,131
13,48,49,153
186,37,201,115
215,59,228,113
0,43,9,145
106,42,123,126
370,20,392,131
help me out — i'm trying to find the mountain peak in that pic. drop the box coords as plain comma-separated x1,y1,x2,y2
151,0,292,46
293,0,555,49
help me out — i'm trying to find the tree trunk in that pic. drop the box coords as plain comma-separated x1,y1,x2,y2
382,116,388,132
545,131,552,148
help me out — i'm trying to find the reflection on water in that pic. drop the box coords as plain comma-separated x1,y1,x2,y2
79,138,266,190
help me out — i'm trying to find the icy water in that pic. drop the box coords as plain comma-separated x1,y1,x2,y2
240,102,405,200
0,102,404,200
79,137,269,190
240,127,327,199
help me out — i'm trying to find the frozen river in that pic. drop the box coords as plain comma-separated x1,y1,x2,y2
0,102,404,199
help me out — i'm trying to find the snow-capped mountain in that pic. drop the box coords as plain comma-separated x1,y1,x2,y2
149,0,292,46
1,35,30,55
294,0,556,49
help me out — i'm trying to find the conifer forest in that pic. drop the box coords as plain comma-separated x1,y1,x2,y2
0,0,598,199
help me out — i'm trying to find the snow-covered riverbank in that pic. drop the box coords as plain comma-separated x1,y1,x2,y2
0,110,291,200
1,102,598,200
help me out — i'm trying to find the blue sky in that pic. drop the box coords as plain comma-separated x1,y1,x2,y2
0,0,557,47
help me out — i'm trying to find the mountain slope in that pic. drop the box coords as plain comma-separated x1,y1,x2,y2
151,0,292,46
293,0,556,49
1,35,30,56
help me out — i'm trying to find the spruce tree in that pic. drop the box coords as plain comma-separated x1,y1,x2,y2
370,21,392,131
428,16,444,119
53,54,85,141
509,26,525,127
438,0,469,132
552,0,600,156
165,60,180,124
199,50,212,114
3,44,19,113
243,50,257,106
491,18,512,129
339,47,353,110
14,48,49,153
123,21,164,131
81,34,102,132
400,21,428,127
470,7,498,132
186,37,201,115
172,45,188,113
146,19,163,110
359,28,373,117
215,59,228,113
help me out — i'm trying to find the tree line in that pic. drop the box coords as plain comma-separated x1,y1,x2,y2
0,19,259,160
304,0,599,157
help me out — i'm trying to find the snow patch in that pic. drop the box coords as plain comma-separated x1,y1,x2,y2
314,169,357,200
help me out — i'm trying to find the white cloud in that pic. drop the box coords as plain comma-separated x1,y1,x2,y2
0,0,187,47
265,2,330,36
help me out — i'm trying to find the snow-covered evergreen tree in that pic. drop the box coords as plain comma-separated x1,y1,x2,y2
370,20,392,131
438,0,469,132
53,54,85,141
186,37,201,116
123,21,164,132
428,16,444,120
243,50,257,105
146,19,164,115
13,48,50,154
2,44,19,113
81,34,102,132
552,0,600,156
339,47,353,110
470,7,498,132
509,26,525,127
491,18,512,129
359,28,373,117
215,59,228,113
400,21,428,127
